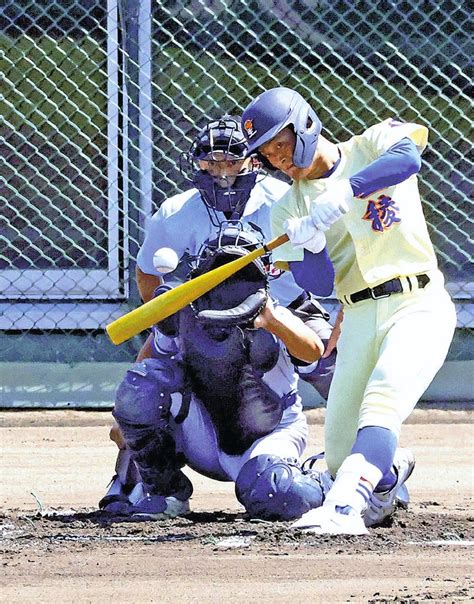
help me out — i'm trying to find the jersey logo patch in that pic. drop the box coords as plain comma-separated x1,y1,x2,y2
363,195,401,232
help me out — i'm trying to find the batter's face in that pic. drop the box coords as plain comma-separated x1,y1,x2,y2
258,127,315,180
199,153,249,188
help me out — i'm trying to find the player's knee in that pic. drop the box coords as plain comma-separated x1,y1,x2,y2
235,454,330,521
113,358,184,426
109,422,126,449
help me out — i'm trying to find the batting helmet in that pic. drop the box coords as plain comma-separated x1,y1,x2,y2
180,116,259,218
241,87,321,169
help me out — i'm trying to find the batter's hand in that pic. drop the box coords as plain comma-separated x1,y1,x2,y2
309,179,353,231
283,216,327,253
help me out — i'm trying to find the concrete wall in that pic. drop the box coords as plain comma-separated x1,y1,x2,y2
1,360,473,409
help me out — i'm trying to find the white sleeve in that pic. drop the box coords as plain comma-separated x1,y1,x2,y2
136,211,168,275
136,191,203,274
363,118,429,156
261,175,291,201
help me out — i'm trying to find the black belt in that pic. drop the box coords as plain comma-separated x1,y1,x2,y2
347,274,430,304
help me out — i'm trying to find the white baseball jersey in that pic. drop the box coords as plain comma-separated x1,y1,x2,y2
271,118,443,299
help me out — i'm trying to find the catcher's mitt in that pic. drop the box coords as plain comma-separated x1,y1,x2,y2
172,226,282,455
189,226,270,328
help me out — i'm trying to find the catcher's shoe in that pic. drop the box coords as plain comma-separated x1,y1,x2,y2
98,476,143,514
130,494,191,521
292,503,368,535
99,448,142,514
363,448,415,528
130,471,193,521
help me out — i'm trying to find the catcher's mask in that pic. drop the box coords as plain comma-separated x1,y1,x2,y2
189,225,269,328
179,115,262,220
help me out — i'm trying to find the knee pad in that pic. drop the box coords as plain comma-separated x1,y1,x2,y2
235,454,329,521
112,359,190,499
114,357,185,425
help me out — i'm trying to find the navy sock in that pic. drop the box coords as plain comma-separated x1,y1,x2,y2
351,426,398,491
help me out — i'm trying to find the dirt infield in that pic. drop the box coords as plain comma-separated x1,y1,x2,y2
1,408,473,603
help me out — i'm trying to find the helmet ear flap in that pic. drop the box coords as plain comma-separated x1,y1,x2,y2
289,100,321,168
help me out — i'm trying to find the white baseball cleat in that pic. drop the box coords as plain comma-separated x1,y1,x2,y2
364,448,415,527
291,504,369,535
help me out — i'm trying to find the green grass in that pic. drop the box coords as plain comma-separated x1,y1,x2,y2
2,33,469,276
2,33,468,150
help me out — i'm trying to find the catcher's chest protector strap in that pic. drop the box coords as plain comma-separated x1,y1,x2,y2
178,307,283,455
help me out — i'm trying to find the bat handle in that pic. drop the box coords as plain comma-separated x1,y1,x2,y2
264,233,289,252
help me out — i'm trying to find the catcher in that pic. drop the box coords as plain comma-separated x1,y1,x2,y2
99,115,338,517
112,226,333,521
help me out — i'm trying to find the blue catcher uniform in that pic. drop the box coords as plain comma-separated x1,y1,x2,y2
137,178,335,398
114,233,332,521
101,116,336,520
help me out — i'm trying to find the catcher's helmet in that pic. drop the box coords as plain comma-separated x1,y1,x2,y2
193,224,268,286
241,87,321,169
180,116,259,218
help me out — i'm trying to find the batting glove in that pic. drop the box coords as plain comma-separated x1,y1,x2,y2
309,179,354,231
283,216,327,254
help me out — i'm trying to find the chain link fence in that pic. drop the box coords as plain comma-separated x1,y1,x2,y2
1,1,473,378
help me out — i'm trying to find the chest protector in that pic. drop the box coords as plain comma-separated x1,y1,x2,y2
173,234,285,455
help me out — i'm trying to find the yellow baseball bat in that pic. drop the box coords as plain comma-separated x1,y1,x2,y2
106,233,289,345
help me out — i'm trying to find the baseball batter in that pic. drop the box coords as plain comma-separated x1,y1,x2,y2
99,116,337,520
241,87,456,534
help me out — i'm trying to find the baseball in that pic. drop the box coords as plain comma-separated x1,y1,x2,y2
152,247,179,274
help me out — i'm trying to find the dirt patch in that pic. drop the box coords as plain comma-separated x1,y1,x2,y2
1,410,473,603
1,404,471,428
